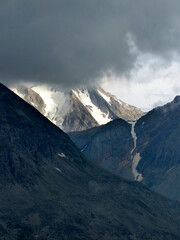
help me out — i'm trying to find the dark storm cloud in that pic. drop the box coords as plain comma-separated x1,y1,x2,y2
1,0,180,87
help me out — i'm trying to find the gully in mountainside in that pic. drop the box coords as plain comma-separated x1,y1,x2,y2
129,121,143,181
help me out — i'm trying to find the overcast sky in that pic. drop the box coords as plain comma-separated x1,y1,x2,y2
1,0,180,110
101,51,180,111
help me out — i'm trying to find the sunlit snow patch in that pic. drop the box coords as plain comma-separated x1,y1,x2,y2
32,85,57,123
32,85,70,127
11,88,25,99
72,89,112,125
30,102,38,108
58,152,68,159
97,90,111,105
55,167,62,173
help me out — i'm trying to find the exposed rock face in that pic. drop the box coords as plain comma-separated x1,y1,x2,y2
11,85,46,115
69,119,134,179
62,91,98,132
135,95,180,201
1,82,180,239
71,86,144,124
70,96,180,201
11,84,144,132
96,86,144,121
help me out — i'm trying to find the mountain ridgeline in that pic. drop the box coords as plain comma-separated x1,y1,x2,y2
70,96,180,201
1,83,180,239
70,119,134,179
11,84,144,132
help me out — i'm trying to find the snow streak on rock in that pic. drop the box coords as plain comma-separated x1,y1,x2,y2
11,88,25,99
130,121,143,182
32,85,70,127
81,145,88,152
58,152,68,159
97,89,111,105
11,84,144,132
72,89,112,125
55,167,62,173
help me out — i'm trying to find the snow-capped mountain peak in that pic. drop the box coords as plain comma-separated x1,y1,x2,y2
11,84,144,132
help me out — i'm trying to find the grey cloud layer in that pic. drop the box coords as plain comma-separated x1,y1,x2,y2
1,0,180,86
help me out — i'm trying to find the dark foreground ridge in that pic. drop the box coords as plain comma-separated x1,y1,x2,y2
0,83,180,239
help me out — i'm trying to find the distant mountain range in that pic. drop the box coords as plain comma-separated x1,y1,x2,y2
11,84,144,132
70,96,180,201
1,82,180,239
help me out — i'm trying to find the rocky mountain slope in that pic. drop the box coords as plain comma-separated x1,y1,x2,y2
69,119,134,180
134,96,180,201
70,96,180,201
11,84,144,132
1,83,180,239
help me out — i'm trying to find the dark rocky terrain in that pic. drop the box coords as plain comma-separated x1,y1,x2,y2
1,83,180,239
135,96,180,201
70,96,180,201
69,119,134,179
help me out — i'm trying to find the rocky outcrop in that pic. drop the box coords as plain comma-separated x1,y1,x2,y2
62,91,99,132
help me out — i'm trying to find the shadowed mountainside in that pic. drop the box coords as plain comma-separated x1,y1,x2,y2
70,96,180,201
135,96,180,201
1,83,180,239
69,119,134,179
